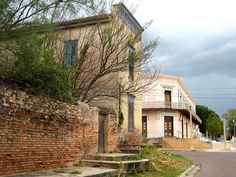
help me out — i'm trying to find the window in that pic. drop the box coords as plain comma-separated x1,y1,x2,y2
128,94,135,132
186,122,188,138
164,90,171,108
128,45,135,80
63,40,78,67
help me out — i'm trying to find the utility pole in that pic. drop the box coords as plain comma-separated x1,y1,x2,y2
223,117,226,149
190,110,193,150
233,119,235,141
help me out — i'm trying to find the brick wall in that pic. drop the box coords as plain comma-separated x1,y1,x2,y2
0,79,118,176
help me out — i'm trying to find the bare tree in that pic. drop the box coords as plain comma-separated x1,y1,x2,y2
0,1,158,105
0,0,106,78
54,8,158,104
0,0,105,39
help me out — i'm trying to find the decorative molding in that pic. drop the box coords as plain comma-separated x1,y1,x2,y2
117,4,143,33
161,84,175,90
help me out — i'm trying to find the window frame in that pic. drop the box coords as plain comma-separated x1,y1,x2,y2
128,94,135,132
63,40,78,68
128,44,135,81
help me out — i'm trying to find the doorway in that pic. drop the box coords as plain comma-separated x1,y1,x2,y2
142,116,147,138
186,122,188,138
164,116,173,137
98,113,107,153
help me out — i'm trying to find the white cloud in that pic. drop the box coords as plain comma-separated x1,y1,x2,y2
125,0,236,115
193,40,236,59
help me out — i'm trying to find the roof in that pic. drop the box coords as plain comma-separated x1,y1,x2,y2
113,3,144,33
55,3,144,33
55,14,111,30
2,3,143,40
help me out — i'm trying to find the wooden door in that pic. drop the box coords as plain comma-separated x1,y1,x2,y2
142,116,147,138
164,116,173,137
98,114,105,153
164,90,171,108
186,122,188,138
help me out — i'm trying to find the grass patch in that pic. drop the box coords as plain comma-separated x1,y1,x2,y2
104,157,115,161
53,168,66,173
68,170,82,174
73,162,81,167
94,156,102,160
128,146,193,177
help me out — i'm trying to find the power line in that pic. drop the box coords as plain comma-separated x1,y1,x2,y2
191,93,236,95
149,88,236,91
188,88,236,90
144,93,235,96
145,86,236,93
144,94,236,100
193,97,236,100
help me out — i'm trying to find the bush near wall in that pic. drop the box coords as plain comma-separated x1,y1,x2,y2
0,33,74,103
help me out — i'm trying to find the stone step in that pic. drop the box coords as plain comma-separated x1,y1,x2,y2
80,159,149,174
86,153,140,161
153,143,163,148
118,144,142,154
118,148,141,154
118,144,142,148
7,167,119,177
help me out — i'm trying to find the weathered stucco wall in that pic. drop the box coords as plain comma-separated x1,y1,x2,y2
0,79,118,176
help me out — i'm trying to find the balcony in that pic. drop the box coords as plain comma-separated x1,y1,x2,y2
142,101,190,110
142,101,202,124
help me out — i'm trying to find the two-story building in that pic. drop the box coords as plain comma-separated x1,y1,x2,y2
142,74,202,139
54,3,144,149
0,3,144,152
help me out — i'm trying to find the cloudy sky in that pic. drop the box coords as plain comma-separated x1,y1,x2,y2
126,0,236,116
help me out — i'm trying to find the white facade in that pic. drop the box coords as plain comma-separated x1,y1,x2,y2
142,74,201,139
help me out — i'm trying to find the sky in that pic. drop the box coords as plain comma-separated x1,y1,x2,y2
125,0,236,116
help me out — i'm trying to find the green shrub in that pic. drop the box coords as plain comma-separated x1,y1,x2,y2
68,170,82,174
73,162,81,167
4,33,75,102
53,168,66,173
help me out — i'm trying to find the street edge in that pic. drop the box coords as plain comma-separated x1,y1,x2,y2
179,164,201,177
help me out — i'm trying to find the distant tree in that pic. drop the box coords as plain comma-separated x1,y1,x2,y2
223,108,236,137
196,105,209,133
206,113,223,139
196,105,222,135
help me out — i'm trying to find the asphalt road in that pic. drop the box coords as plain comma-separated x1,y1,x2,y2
173,151,236,177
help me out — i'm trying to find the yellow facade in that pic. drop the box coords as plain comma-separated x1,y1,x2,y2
55,3,144,142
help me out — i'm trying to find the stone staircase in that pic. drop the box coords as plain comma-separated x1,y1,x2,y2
79,152,149,176
118,144,142,154
161,138,211,150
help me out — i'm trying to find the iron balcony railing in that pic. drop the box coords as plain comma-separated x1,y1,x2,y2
142,101,191,110
142,101,202,124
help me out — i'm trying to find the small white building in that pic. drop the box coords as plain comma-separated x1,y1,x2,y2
142,74,202,139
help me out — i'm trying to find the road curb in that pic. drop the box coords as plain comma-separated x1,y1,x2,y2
179,164,200,177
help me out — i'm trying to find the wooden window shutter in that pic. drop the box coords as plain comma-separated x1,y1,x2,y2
63,40,78,67
128,45,135,81
128,94,135,132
